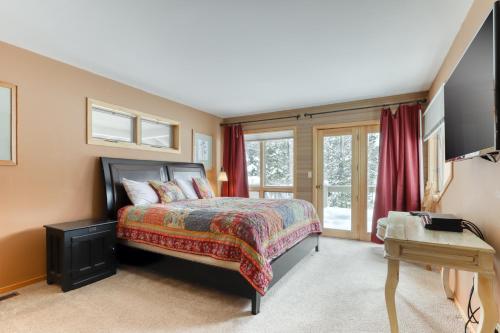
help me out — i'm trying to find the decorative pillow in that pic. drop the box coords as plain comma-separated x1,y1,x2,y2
175,178,198,199
149,180,187,203
192,177,215,199
122,178,159,205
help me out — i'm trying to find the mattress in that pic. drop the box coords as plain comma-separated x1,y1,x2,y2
118,239,240,271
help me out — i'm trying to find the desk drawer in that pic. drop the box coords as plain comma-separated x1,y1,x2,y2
399,244,478,267
402,247,476,263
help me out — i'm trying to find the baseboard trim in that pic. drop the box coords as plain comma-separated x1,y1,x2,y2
454,297,476,333
0,275,46,294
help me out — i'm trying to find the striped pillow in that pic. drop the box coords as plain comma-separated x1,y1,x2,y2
149,180,187,203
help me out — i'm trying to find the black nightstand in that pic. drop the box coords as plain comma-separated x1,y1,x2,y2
44,218,117,292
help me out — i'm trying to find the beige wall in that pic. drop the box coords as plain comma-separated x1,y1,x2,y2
428,0,500,326
0,41,221,291
224,91,427,204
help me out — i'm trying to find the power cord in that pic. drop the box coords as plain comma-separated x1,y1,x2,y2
463,275,480,332
461,220,485,240
460,219,485,333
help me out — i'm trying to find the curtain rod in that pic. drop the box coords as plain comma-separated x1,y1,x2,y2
220,98,427,126
303,98,427,119
220,114,301,126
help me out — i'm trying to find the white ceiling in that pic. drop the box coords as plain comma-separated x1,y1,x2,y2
0,0,472,118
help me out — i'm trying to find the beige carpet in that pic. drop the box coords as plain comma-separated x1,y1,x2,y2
0,238,464,333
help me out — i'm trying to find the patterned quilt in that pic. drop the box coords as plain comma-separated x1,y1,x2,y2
117,197,321,295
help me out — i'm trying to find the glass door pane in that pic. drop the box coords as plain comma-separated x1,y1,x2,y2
366,131,380,232
322,133,353,231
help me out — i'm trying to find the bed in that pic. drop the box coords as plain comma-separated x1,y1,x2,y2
101,157,321,314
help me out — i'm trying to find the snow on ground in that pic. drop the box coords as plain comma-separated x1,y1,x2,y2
324,207,373,232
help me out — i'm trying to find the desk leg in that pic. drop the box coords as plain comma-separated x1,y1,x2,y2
385,259,400,333
441,267,454,300
476,273,498,333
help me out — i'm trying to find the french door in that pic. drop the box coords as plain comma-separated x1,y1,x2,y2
315,124,380,240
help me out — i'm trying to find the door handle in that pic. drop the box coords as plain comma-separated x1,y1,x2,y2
315,185,323,190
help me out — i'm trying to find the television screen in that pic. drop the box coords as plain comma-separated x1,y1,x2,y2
444,9,497,161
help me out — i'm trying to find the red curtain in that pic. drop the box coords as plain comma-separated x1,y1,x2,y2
221,124,249,197
371,104,422,243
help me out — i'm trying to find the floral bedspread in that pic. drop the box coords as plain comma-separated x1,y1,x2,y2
117,197,321,295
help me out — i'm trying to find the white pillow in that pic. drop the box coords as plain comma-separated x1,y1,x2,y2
122,178,159,205
175,178,199,199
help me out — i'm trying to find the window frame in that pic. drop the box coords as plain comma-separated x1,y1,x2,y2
0,81,17,166
87,98,180,153
244,127,296,199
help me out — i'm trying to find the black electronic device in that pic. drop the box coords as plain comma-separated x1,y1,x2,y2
410,212,464,232
422,213,463,232
444,3,500,162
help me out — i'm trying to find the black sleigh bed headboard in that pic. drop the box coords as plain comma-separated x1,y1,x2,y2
101,157,206,218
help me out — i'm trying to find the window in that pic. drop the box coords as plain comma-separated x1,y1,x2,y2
246,141,261,186
244,129,295,199
427,126,453,195
264,138,293,186
91,106,135,143
423,86,453,204
87,98,180,153
0,82,17,165
249,191,260,199
141,118,174,148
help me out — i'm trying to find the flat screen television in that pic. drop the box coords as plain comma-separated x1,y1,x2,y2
444,3,500,161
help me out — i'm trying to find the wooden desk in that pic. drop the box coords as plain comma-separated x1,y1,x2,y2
384,211,497,333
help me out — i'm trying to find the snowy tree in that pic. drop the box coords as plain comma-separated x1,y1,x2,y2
367,133,379,207
322,132,379,208
264,139,293,186
245,141,260,186
245,138,293,189
323,135,352,208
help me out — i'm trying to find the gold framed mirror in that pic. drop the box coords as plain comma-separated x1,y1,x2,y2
0,81,17,165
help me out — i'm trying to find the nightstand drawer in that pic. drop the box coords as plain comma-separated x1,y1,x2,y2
66,223,115,239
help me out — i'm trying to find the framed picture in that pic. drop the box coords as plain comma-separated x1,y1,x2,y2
193,131,212,170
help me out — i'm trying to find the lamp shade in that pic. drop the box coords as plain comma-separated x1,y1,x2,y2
218,171,228,182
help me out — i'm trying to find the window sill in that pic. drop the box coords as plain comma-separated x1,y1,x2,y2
87,138,181,154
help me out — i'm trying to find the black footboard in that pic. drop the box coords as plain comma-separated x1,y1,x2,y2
250,234,320,314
